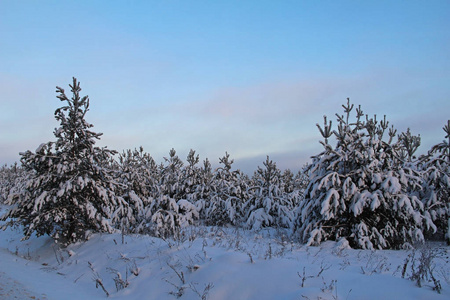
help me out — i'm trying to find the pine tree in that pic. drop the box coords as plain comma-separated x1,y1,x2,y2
245,156,294,230
398,128,421,163
194,158,214,220
281,169,295,194
182,149,202,203
204,152,248,226
294,164,310,199
150,149,198,238
296,99,434,249
114,147,159,234
284,168,304,213
1,78,122,245
420,120,450,243
0,163,28,204
160,148,184,200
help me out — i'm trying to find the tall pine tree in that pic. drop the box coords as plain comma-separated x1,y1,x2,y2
296,99,434,249
1,78,122,245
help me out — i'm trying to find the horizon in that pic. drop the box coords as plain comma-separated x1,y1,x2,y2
1,1,449,174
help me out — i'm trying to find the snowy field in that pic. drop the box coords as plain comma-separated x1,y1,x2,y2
0,206,449,300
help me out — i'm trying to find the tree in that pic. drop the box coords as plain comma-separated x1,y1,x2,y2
149,149,198,238
296,99,434,249
398,128,421,163
0,163,28,204
1,78,122,245
194,157,214,220
181,149,202,203
113,147,159,234
420,120,450,243
245,156,294,230
204,152,248,226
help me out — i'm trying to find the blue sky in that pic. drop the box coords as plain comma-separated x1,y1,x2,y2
1,1,449,173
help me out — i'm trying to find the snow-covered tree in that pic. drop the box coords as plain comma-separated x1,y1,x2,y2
281,169,295,194
194,158,214,219
0,163,29,204
245,156,294,230
204,152,248,226
283,167,307,212
293,164,310,198
181,149,202,203
117,147,159,200
113,147,159,234
1,78,123,245
397,128,421,163
149,149,198,238
160,149,184,200
419,120,450,243
296,99,434,249
0,165,9,203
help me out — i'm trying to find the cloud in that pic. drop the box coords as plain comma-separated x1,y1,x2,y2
116,76,344,169
2,64,448,173
156,68,449,170
232,143,322,175
196,78,348,121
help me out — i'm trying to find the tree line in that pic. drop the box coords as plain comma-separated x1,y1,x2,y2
1,78,448,249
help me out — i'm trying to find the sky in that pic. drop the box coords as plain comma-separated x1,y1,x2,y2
1,0,449,174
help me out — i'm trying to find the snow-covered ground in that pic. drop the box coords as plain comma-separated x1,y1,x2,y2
0,206,449,300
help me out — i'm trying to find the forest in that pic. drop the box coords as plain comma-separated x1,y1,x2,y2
1,78,449,250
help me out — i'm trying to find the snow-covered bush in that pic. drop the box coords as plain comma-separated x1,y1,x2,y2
1,78,122,246
296,99,434,249
245,156,295,230
419,120,450,243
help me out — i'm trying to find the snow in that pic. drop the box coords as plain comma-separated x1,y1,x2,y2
0,205,448,300
381,174,401,194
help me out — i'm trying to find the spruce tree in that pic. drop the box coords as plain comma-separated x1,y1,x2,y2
1,78,121,245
